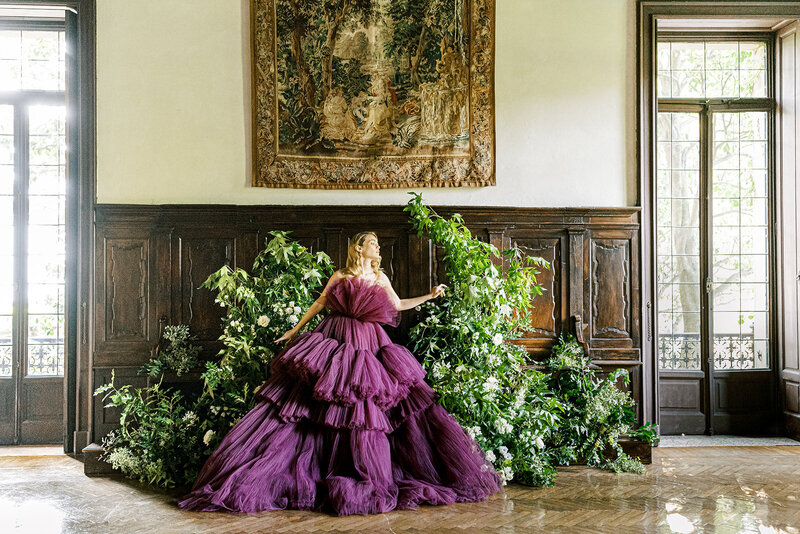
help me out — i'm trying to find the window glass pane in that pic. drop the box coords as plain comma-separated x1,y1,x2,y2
0,31,22,91
711,112,770,370
658,41,768,99
657,112,702,370
27,105,66,377
0,103,14,229
21,31,64,91
0,30,64,92
29,165,65,196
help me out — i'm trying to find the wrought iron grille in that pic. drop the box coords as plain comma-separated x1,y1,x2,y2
0,345,10,376
658,333,766,370
658,334,702,369
27,338,63,375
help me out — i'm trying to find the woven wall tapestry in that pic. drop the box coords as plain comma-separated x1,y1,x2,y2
251,0,495,189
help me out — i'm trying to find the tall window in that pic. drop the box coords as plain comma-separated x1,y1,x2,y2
655,37,772,372
0,27,66,378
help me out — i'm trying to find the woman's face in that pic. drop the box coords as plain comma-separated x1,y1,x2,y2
359,234,381,261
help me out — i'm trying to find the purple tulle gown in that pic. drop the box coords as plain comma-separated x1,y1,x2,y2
175,276,503,516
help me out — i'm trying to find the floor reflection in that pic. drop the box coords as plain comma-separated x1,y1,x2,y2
0,497,65,534
0,446,798,533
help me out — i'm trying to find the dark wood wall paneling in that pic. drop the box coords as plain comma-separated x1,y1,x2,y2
90,205,642,442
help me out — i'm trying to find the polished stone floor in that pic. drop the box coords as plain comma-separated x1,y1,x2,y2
1,446,799,533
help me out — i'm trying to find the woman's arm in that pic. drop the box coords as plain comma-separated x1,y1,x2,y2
379,272,446,312
276,270,344,343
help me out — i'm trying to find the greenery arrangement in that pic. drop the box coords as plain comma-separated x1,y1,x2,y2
94,199,655,490
139,325,201,378
545,336,647,474
94,232,334,488
405,193,652,484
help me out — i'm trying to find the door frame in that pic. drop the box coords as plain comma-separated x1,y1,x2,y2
638,1,800,436
655,100,778,435
0,0,96,452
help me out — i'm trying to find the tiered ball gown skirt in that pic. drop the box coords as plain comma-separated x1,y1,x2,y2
175,276,503,516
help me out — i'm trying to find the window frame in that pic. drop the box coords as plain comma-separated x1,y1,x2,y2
637,1,800,430
0,0,94,453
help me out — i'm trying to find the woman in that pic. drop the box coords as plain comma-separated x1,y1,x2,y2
176,231,503,516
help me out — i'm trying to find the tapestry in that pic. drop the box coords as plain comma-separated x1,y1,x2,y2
251,0,495,189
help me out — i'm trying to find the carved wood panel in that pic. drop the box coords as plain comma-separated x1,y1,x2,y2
177,237,234,342
513,237,562,338
106,239,149,341
591,238,630,339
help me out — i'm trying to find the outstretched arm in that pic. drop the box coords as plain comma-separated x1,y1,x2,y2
379,272,446,312
276,270,344,343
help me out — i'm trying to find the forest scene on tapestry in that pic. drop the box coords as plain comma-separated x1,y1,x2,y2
276,0,469,157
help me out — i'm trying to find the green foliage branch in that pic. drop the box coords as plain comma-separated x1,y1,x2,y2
404,193,653,485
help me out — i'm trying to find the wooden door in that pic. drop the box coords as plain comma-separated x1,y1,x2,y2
0,99,66,444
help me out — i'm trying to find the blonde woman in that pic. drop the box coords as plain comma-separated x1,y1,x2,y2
177,231,503,516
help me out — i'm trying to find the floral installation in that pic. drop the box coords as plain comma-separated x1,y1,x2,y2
405,193,651,485
94,201,654,490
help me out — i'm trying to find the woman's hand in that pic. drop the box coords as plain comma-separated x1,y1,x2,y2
429,284,447,299
275,327,299,344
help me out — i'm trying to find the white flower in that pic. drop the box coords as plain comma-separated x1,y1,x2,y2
415,306,421,311
493,417,513,434
288,314,299,325
289,301,294,307
284,306,293,315
293,306,302,315
492,333,504,346
482,376,500,394
432,362,447,380
466,425,482,439
455,364,466,374
485,450,496,462
257,315,270,327
499,304,512,315
182,411,197,424
502,466,514,483
498,446,512,460
203,429,215,445
536,437,545,449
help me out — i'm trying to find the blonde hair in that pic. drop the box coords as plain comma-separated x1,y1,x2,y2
342,231,382,279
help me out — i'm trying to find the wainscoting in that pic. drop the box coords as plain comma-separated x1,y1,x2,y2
87,204,642,443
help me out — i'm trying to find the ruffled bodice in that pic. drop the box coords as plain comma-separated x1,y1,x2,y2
257,275,427,432
324,276,400,327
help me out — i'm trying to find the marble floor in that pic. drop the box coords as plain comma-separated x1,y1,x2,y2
1,446,799,533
